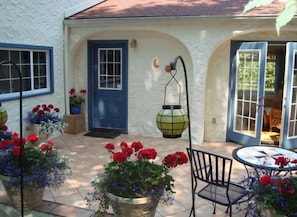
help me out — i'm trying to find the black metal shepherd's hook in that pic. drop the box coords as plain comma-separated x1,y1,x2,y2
167,56,195,217
0,60,24,217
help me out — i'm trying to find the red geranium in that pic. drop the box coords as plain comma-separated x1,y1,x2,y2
131,141,143,151
69,88,87,106
275,156,289,167
113,152,127,163
259,175,272,187
105,143,115,151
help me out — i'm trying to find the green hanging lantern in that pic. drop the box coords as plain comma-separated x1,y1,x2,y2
156,66,189,138
156,105,188,138
0,106,8,127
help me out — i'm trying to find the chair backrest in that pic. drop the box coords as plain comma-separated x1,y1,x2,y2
269,108,282,130
187,148,233,187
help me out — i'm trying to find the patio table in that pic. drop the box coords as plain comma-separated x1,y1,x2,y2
232,145,297,179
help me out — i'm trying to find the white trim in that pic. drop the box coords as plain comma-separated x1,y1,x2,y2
64,0,105,18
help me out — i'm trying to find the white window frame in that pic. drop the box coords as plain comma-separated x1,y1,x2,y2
0,43,54,101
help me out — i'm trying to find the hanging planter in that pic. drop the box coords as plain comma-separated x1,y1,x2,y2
0,106,8,127
156,105,188,138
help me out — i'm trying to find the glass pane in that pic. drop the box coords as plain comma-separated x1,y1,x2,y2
288,52,297,137
23,78,31,91
234,50,260,134
0,81,10,93
98,48,122,90
0,50,9,60
10,51,20,63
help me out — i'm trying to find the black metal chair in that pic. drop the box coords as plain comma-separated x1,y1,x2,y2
187,148,248,217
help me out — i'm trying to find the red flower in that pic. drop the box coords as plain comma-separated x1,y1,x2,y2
32,106,39,113
275,156,289,167
12,138,26,146
1,124,8,131
259,175,272,187
0,140,11,148
47,140,54,146
11,132,18,138
120,141,128,148
40,143,48,152
48,104,54,109
174,151,188,165
54,107,60,113
69,88,75,95
291,159,297,164
137,148,157,160
131,141,143,152
105,143,115,151
27,134,39,143
80,89,87,94
162,154,177,168
277,178,295,195
122,147,133,157
12,146,21,156
113,152,127,163
38,110,45,116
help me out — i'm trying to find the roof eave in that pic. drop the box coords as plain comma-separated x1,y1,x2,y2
64,15,277,26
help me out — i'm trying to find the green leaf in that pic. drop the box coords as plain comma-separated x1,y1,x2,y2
276,0,297,35
243,0,273,13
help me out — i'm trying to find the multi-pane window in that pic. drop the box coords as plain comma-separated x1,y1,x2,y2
98,48,122,90
0,44,53,100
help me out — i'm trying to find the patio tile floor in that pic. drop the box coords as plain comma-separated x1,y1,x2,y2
0,133,249,217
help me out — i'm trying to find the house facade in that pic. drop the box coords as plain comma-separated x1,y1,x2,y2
2,1,297,148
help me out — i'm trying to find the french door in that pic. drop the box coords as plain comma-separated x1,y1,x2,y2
228,42,268,146
228,41,297,149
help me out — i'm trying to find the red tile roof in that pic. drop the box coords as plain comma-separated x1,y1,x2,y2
67,0,284,20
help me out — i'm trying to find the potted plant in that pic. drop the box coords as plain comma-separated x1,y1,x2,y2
86,141,188,217
0,125,72,209
249,156,297,217
25,104,67,140
68,88,87,114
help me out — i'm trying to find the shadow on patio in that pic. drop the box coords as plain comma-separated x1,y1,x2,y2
0,133,248,217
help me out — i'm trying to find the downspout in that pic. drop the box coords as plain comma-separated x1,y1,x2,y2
63,22,69,115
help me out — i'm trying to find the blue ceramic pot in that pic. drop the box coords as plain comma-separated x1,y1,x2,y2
70,106,81,115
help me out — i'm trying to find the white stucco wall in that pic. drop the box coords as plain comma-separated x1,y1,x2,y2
65,17,297,145
0,1,89,134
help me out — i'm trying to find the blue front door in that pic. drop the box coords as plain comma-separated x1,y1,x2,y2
87,40,128,131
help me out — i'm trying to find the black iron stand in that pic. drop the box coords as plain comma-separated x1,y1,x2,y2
167,56,195,217
0,60,24,217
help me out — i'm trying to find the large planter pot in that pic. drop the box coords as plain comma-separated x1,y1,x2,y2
106,192,159,217
70,105,81,115
0,175,45,210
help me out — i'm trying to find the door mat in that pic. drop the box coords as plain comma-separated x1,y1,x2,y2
84,128,124,139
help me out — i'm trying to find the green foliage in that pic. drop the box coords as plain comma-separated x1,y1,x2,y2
243,0,297,35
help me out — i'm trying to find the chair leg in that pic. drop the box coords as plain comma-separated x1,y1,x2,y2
212,202,216,214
